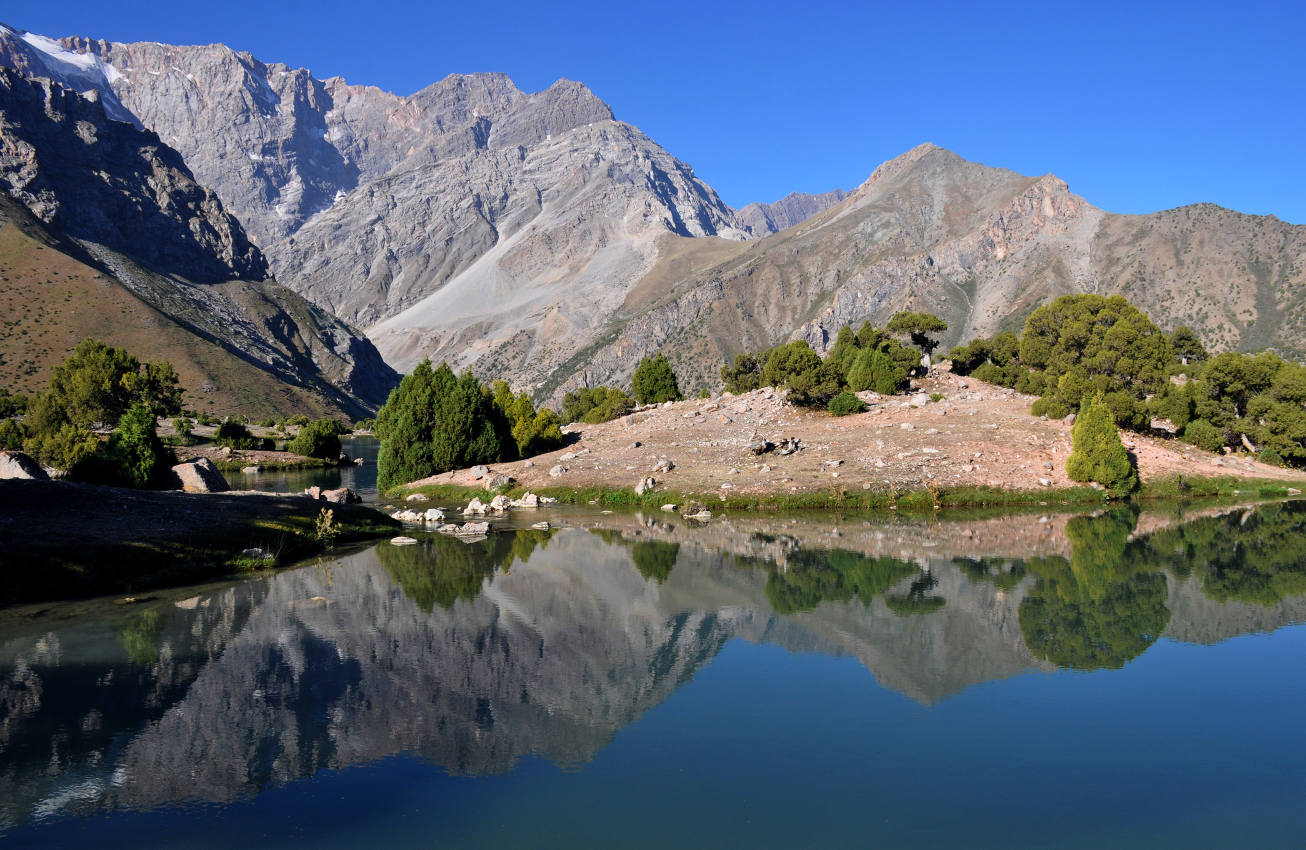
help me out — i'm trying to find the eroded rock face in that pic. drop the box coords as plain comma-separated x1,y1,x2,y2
0,57,398,415
0,27,745,390
0,68,265,283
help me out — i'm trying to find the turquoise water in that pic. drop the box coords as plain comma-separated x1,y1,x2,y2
2,502,1305,847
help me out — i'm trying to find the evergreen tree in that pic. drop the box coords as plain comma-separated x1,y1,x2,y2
631,353,683,404
1065,396,1139,495
288,418,344,460
886,311,948,364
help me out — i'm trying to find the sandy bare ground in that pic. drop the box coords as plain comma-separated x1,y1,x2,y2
411,369,1306,498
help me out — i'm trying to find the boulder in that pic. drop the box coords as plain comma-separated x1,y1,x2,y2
241,465,260,474
510,492,540,508
470,464,490,480
405,493,429,502
484,473,514,490
322,487,361,504
390,536,418,546
531,521,551,530
303,486,322,499
464,497,487,514
0,451,48,481
459,521,490,535
170,458,229,493
549,465,567,478
489,494,511,511
423,508,446,522
652,457,675,473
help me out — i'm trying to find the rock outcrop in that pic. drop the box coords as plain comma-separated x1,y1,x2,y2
0,449,46,480
169,457,229,492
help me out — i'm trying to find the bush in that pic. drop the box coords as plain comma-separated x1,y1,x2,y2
631,353,683,405
762,341,841,407
23,423,100,472
492,381,565,457
288,418,344,460
827,392,867,416
1065,397,1139,495
847,349,909,395
76,404,172,488
721,354,763,393
0,418,24,451
1182,419,1225,453
214,420,262,450
375,360,513,491
0,387,26,418
561,386,635,424
1259,447,1286,467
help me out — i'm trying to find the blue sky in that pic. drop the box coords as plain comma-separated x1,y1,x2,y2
8,0,1305,222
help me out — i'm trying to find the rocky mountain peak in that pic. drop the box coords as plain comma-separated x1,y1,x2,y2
0,68,267,282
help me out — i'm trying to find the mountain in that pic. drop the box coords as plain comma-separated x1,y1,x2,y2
6,24,1304,404
0,66,396,416
569,143,1306,394
0,27,747,387
735,188,850,236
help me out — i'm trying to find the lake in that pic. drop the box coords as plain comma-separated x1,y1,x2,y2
2,500,1305,847
223,436,381,502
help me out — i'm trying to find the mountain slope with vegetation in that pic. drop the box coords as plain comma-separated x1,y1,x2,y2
0,66,396,417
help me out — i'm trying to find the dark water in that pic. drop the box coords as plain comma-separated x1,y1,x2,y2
225,436,380,502
3,501,1306,847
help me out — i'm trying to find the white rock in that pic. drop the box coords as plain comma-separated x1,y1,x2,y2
550,465,567,478
405,493,428,502
390,536,418,546
531,521,551,530
489,494,511,511
464,497,487,514
459,521,490,535
661,503,679,512
423,508,445,522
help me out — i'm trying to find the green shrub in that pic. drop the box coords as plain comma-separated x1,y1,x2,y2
76,403,172,488
827,392,867,416
762,341,841,407
288,419,344,460
0,418,24,451
0,387,26,418
492,381,565,457
1182,419,1225,453
214,420,262,450
631,353,683,404
1259,447,1286,467
1031,396,1070,419
847,349,908,395
23,423,99,471
561,386,635,424
721,354,762,393
1065,396,1139,495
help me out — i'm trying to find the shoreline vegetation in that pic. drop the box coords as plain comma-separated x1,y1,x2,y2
391,474,1305,515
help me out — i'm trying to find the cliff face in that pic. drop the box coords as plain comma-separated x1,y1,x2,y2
0,63,396,414
0,68,265,283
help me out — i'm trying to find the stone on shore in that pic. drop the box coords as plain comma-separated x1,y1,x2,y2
322,487,361,504
170,458,229,493
0,450,48,481
390,536,418,546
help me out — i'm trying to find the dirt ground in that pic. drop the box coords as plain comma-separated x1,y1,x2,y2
414,369,1306,497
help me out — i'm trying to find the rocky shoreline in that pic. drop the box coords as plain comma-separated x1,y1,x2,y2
399,371,1306,507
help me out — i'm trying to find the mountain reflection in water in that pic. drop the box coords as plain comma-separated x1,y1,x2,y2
3,501,1306,829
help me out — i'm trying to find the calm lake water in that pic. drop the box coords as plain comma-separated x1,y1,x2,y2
224,436,381,502
2,501,1306,847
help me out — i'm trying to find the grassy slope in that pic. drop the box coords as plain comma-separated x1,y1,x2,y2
0,220,352,419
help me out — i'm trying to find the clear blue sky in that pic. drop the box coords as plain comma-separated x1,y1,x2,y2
8,0,1306,222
